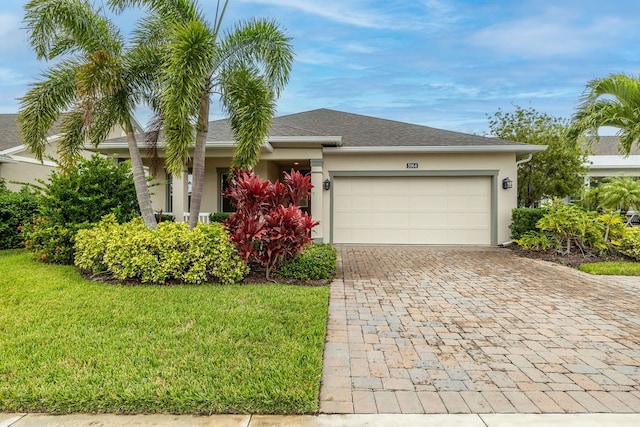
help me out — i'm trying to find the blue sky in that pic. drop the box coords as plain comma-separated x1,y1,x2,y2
1,0,639,135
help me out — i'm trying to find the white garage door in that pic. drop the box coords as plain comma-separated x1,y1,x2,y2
333,176,492,245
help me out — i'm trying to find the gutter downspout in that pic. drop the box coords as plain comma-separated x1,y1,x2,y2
516,153,533,167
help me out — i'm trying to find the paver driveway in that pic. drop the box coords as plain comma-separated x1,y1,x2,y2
320,245,640,414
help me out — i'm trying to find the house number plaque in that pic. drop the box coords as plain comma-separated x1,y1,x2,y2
406,162,419,169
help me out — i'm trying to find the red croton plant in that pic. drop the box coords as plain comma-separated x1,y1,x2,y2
223,168,319,279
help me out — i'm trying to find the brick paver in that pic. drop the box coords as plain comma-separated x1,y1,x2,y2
320,245,640,414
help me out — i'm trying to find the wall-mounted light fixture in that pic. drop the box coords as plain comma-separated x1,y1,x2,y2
502,177,513,190
323,179,331,191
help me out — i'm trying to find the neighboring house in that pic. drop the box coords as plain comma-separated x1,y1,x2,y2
585,135,640,183
0,114,138,192
97,109,543,245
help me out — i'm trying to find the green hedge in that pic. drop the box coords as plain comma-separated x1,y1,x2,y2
510,207,545,240
209,212,230,223
75,215,248,285
276,243,337,280
0,188,40,249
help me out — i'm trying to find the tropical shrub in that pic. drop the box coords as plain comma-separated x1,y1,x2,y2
40,155,140,225
510,207,545,240
536,201,603,255
22,155,140,264
223,168,319,279
617,227,640,261
75,215,248,285
0,186,40,249
276,243,337,280
513,230,559,251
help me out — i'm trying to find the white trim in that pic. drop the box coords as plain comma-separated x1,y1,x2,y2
10,155,57,167
0,145,27,155
322,145,547,154
586,155,640,169
267,136,342,145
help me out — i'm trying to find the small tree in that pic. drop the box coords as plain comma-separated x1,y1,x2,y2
223,168,318,280
488,106,588,207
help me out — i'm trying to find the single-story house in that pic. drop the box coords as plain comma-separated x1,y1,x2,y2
0,114,135,192
585,135,640,183
98,109,544,245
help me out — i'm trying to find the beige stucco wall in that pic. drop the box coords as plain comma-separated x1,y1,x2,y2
0,159,55,192
322,151,518,244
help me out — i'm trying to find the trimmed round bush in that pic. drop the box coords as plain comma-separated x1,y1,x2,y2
75,215,248,285
276,243,337,280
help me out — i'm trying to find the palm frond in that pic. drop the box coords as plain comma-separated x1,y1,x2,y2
221,68,276,169
17,61,78,162
25,0,123,60
161,18,215,174
215,18,293,96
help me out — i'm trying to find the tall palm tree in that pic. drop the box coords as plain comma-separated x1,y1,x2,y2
571,73,640,155
109,0,293,229
19,0,159,228
598,176,640,223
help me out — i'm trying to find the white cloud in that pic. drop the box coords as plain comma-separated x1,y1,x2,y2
470,7,627,58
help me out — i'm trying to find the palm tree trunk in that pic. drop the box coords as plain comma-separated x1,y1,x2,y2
126,121,158,229
188,94,210,229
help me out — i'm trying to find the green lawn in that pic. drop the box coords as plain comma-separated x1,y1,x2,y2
579,261,640,276
0,250,329,415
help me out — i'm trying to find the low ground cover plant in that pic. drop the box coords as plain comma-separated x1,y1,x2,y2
0,250,328,414
75,215,247,285
277,243,337,280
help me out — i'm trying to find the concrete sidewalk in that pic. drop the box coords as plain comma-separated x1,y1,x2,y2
3,413,640,426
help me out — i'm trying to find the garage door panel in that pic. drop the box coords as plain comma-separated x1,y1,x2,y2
333,176,491,245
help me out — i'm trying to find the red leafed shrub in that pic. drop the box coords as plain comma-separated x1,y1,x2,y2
223,168,319,279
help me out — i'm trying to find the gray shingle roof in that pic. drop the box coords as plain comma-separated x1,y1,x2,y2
0,114,64,152
103,108,532,149
203,108,526,147
0,114,22,151
588,135,640,155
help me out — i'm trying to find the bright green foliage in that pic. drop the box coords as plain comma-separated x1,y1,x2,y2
510,207,545,239
513,230,560,251
276,243,337,280
618,227,640,261
579,261,640,275
0,250,328,414
75,215,248,285
536,201,603,255
0,187,40,249
488,106,588,207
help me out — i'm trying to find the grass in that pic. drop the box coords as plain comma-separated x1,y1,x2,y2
579,261,640,276
0,250,329,415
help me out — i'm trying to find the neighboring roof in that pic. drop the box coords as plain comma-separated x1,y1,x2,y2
588,135,640,156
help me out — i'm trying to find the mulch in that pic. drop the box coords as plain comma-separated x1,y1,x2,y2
507,244,631,268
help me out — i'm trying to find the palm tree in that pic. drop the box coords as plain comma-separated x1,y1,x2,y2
110,0,293,229
571,73,640,155
19,0,159,228
598,177,640,224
